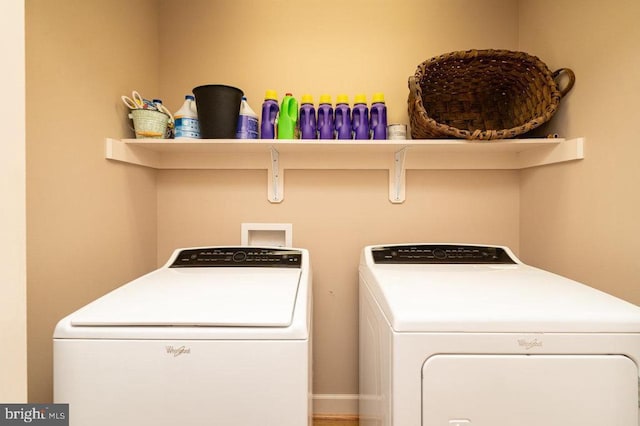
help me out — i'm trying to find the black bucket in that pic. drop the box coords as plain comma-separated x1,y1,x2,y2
192,84,244,139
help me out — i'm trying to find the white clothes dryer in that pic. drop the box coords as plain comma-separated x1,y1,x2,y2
54,246,311,426
359,243,640,426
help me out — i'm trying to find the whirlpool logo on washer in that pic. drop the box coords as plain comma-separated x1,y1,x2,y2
165,345,191,357
517,337,543,350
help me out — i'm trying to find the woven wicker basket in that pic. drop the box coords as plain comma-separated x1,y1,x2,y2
408,49,575,140
129,109,170,139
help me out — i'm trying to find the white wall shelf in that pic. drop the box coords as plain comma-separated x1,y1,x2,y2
105,137,584,204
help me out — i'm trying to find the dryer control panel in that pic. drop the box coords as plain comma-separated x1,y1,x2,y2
170,247,302,268
372,244,516,264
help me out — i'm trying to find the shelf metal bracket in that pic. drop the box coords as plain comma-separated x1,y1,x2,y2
268,146,283,203
389,147,408,204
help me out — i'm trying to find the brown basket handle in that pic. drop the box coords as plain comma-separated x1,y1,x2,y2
408,76,420,96
553,68,575,97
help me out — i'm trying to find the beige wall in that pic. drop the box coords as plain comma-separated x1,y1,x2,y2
157,0,520,412
1,0,27,402
26,0,520,407
158,0,519,122
518,0,640,304
27,0,639,414
157,169,519,408
26,0,160,402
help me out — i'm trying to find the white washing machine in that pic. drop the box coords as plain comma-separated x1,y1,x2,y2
54,246,311,426
359,243,640,426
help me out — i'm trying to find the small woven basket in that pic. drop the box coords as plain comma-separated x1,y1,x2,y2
129,109,170,139
408,49,575,140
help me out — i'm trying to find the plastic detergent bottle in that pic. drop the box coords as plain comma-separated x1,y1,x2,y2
352,94,370,140
369,92,388,140
335,94,352,140
174,95,200,138
299,94,317,139
317,94,335,140
236,96,259,139
260,90,279,139
277,93,298,139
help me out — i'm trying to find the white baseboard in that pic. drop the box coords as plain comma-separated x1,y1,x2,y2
312,394,359,415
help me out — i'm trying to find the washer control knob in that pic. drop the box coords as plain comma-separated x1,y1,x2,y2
232,251,247,262
433,248,447,259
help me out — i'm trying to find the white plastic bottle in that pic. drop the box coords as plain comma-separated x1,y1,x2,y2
174,95,200,139
235,96,259,139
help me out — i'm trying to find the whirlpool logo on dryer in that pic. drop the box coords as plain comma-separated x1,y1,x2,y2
517,338,543,350
165,345,191,357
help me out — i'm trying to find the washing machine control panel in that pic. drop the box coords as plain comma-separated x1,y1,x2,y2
372,244,516,264
170,247,302,268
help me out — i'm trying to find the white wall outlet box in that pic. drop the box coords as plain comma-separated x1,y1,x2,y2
241,223,293,247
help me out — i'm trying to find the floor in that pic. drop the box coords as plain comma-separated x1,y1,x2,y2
313,415,359,426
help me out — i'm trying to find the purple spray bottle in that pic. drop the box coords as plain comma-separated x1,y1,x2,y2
317,94,335,140
352,94,369,140
299,94,317,139
260,89,279,139
335,94,352,140
369,92,387,140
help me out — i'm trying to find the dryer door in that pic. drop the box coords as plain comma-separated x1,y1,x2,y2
422,354,638,426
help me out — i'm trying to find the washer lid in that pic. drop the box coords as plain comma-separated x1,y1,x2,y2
366,263,640,332
69,267,302,327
